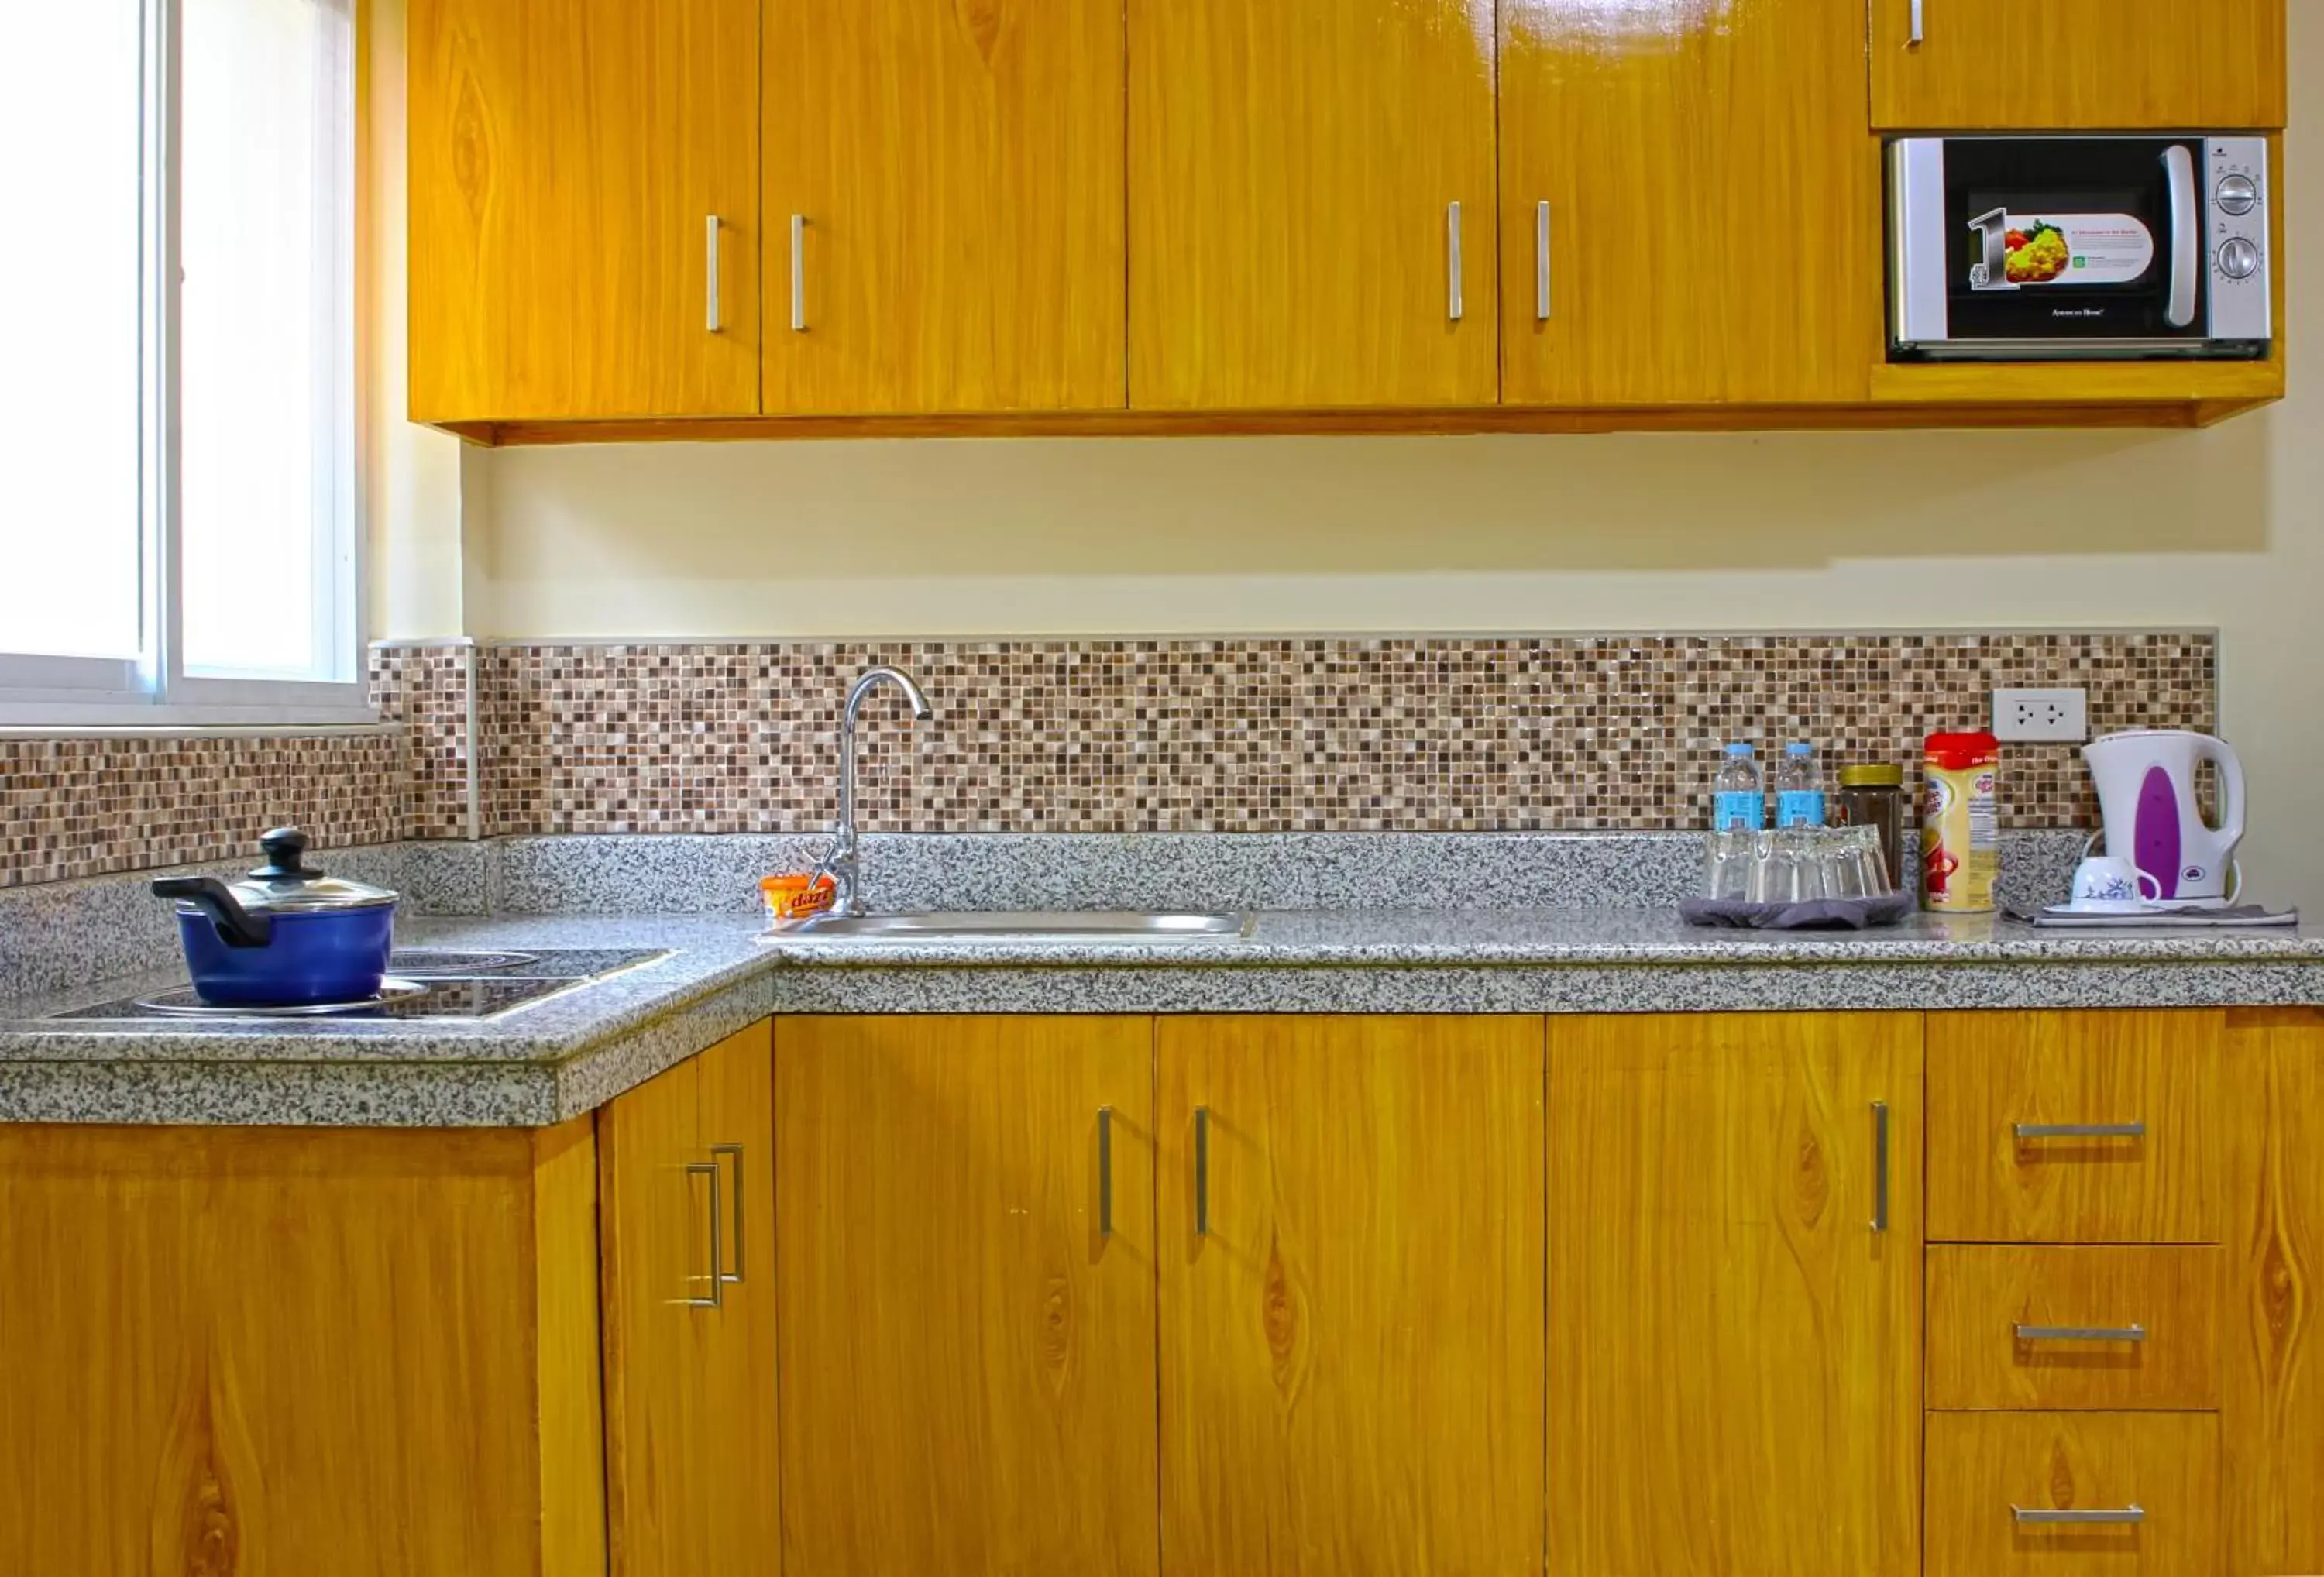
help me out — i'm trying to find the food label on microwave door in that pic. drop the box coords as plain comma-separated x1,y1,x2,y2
1968,211,2155,290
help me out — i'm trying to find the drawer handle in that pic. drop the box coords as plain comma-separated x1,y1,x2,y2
710,1142,744,1284
2014,1506,2145,1525
682,1161,723,1310
2015,1323,2147,1343
1097,1105,1113,1238
1871,1100,1889,1234
1194,1105,1210,1237
2014,1122,2146,1140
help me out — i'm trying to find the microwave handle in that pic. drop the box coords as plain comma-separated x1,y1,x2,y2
2164,144,2199,329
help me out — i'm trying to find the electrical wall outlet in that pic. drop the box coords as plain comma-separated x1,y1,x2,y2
1992,687,2089,743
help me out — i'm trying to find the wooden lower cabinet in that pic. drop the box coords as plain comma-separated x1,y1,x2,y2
1548,1012,1923,1577
772,1015,1160,1577
600,1021,780,1577
1155,1015,1547,1577
0,1120,605,1576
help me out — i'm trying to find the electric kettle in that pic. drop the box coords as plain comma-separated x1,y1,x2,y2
2082,730,2247,905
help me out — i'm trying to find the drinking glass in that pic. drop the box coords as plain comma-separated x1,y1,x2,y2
1702,829,1755,900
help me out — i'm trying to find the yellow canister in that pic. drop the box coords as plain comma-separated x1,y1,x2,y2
1921,732,1999,912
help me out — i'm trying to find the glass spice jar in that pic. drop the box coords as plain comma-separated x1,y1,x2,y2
1834,764,1906,896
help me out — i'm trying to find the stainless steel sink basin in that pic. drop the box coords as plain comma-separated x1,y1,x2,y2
783,910,1253,942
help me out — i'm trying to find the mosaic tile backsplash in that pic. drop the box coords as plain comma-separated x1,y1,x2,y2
0,733,410,888
473,633,2211,837
0,630,2215,886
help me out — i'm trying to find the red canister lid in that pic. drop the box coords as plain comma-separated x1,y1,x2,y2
1925,730,2000,771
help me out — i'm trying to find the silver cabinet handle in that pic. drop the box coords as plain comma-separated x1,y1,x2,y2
1871,1101,1890,1233
789,214,807,332
710,1143,744,1283
1194,1105,1210,1236
704,215,722,334
1908,0,1924,45
1097,1107,1113,1238
1535,200,1552,321
1446,201,1463,322
682,1160,723,1309
2163,143,2199,329
2016,1323,2147,1342
2016,1122,2147,1140
2015,1506,2145,1525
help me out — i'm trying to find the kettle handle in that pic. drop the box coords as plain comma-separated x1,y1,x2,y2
152,877,274,949
2196,737,2247,843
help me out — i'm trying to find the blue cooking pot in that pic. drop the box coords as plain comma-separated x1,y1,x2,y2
153,829,399,1005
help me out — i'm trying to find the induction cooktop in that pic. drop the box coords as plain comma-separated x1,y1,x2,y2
57,947,670,1022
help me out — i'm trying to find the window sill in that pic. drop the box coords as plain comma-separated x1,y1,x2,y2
0,708,387,737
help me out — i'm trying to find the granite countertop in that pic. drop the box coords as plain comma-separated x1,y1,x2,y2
3,908,2322,1128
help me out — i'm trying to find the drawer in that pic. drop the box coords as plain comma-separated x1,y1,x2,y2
1928,1012,2221,1243
1927,1245,2220,1410
1927,1412,2219,1577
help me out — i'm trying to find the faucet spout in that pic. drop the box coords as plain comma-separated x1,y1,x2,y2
830,665,934,917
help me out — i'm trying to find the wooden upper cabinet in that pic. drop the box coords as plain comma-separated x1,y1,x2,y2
1549,1012,1923,1577
1128,0,1499,409
1500,0,1877,405
1157,1016,1545,1576
762,0,1126,414
773,1016,1160,1577
1871,0,2286,129
407,0,760,423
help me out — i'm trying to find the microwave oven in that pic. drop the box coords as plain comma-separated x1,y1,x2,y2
1887,136,2271,361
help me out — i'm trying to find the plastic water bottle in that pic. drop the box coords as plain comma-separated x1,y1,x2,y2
1776,742,1826,828
1713,744,1765,831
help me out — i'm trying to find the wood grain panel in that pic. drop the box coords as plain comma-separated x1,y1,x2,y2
531,1117,610,1577
1548,1012,1922,1577
1926,1412,2219,1577
763,0,1124,414
1869,362,2286,409
1928,1012,2223,1244
600,1051,715,1577
2220,1008,2324,1577
691,1022,781,1575
1500,0,1877,404
1872,0,2285,130
1927,1246,2221,1412
775,1016,1159,1577
408,0,760,421
1157,1016,1545,1577
0,1125,587,1576
1128,0,1498,409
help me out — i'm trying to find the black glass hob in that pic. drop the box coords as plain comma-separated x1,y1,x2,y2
59,947,669,1022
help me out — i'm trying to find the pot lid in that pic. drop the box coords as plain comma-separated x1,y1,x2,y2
216,828,398,913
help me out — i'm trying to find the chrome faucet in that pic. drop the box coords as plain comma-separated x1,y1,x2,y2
823,665,934,916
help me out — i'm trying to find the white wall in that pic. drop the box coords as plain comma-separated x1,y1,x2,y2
368,0,2323,902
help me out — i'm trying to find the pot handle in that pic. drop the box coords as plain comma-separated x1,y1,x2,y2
152,877,274,948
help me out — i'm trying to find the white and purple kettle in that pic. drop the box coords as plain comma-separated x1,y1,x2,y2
2082,730,2247,906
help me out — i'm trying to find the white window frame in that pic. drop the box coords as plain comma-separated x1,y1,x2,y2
0,0,370,729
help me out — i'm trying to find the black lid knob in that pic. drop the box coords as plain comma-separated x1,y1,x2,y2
253,827,318,880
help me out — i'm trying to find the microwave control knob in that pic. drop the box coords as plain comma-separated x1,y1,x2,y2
2216,173,2259,216
2217,236,2261,280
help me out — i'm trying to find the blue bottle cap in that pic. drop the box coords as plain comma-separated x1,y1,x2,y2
1786,742,1814,756
1724,742,1755,756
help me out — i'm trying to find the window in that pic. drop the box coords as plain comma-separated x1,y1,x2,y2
0,0,363,723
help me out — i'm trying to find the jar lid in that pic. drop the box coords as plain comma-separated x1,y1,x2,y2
1925,731,2002,771
1838,764,1904,788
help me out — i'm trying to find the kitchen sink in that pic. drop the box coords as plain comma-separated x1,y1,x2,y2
782,910,1253,942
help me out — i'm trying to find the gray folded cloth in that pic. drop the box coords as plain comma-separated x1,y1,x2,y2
1679,892,1917,930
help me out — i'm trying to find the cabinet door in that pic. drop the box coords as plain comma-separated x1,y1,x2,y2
1129,0,1498,409
1870,0,2284,130
603,1031,779,1577
693,1022,781,1573
1549,1013,1921,1577
763,0,1125,414
1157,1016,1546,1576
1500,0,1875,405
408,0,760,422
775,1016,1159,1577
